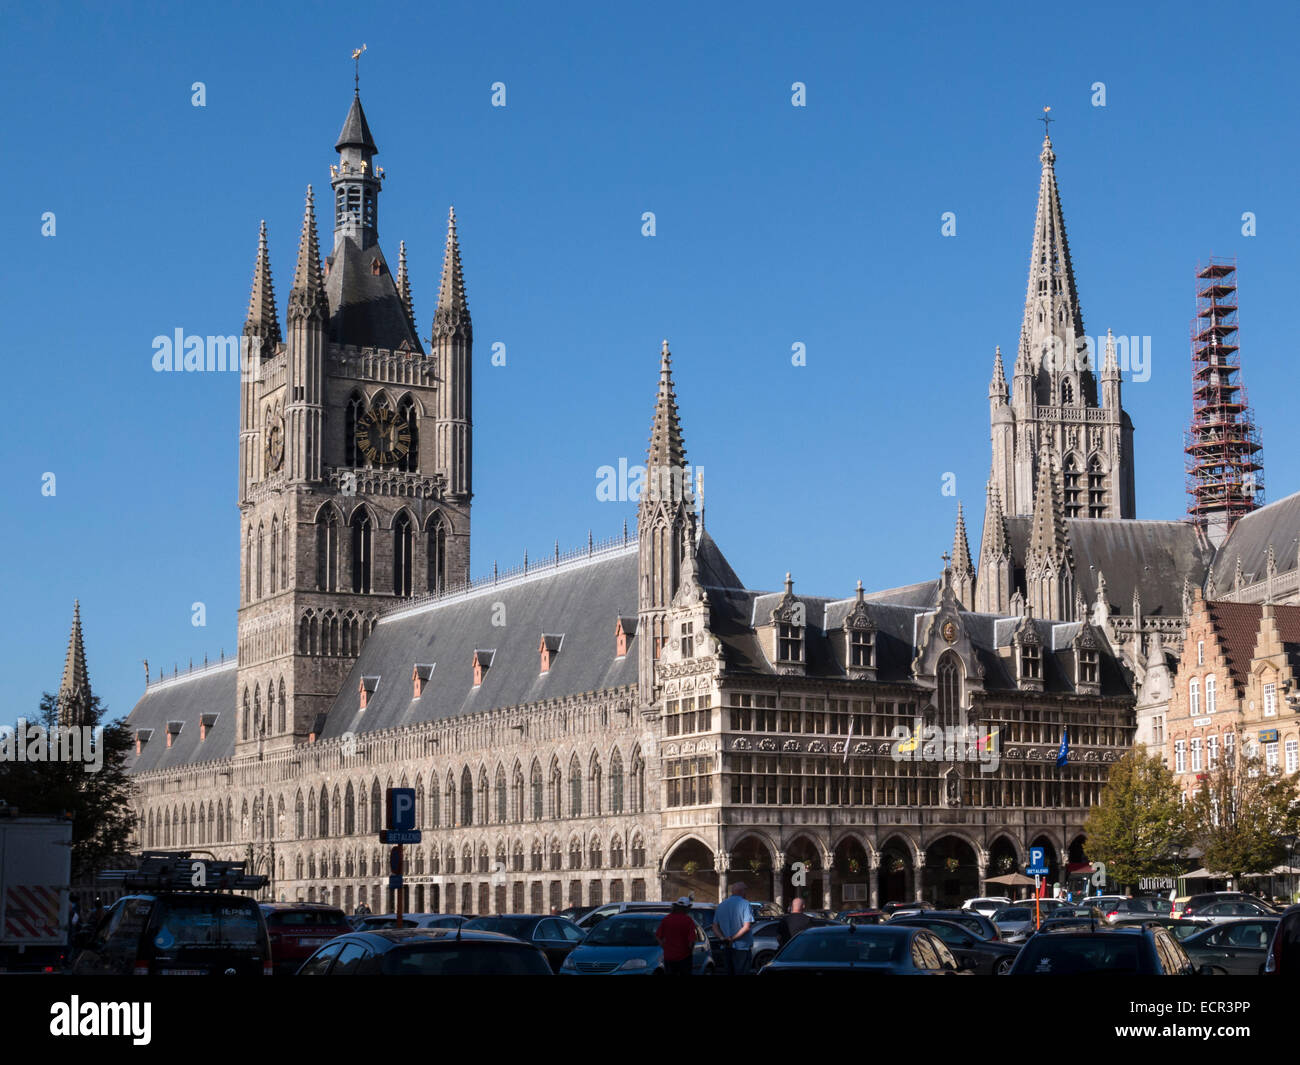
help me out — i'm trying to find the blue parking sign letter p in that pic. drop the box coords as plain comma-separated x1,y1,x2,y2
387,787,416,831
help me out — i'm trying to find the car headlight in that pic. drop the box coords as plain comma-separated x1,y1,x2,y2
561,954,578,970
616,957,648,971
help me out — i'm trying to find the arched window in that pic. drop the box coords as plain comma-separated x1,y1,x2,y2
1061,379,1074,406
1087,456,1107,518
241,688,250,741
344,783,356,835
937,651,962,730
477,768,489,825
630,749,645,813
445,773,456,827
370,780,381,830
590,755,602,816
530,761,543,820
256,523,264,599
569,756,583,818
569,839,582,870
496,766,507,823
396,396,418,473
281,510,288,590
277,678,286,734
460,768,473,827
550,760,563,819
512,762,524,822
295,792,304,839
345,393,365,467
393,512,413,596
316,509,339,592
245,526,254,602
269,518,279,593
350,509,372,593
429,782,440,829
610,751,625,815
1063,455,1082,518
253,684,262,737
1190,678,1201,716
427,514,447,594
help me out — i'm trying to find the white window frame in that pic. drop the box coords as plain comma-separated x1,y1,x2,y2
1206,674,1217,714
1266,741,1279,772
1286,738,1298,775
1189,678,1200,716
1174,740,1186,773
1263,682,1277,718
1197,640,1204,666
1190,737,1203,773
1207,734,1218,769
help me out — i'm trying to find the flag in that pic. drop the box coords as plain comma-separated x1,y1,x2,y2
896,731,917,755
1056,726,1069,767
843,714,854,765
979,727,999,752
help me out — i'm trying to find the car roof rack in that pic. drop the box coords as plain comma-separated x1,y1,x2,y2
97,850,268,893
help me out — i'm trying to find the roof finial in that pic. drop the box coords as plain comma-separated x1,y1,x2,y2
352,44,367,95
1040,106,1053,138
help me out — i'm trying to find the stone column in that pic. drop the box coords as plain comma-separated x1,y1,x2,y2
772,851,785,911
821,850,835,911
868,854,880,909
913,845,927,903
716,853,730,899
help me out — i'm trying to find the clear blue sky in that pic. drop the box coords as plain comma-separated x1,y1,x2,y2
6,0,1299,723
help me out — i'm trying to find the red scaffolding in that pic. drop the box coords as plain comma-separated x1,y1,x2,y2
1184,258,1263,528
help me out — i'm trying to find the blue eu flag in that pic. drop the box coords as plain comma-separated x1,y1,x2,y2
1056,726,1069,767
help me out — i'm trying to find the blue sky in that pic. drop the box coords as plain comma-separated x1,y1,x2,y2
6,0,1299,723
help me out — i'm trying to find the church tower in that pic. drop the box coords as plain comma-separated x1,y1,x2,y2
235,87,473,755
637,341,696,706
988,130,1136,521
57,601,93,728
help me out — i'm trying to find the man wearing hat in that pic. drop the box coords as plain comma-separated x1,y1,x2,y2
656,896,699,975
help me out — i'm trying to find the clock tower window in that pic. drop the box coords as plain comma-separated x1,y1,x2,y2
394,512,414,596
316,509,340,591
351,509,373,594
427,514,447,594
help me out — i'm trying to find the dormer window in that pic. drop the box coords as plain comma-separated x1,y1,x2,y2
614,617,636,658
777,623,803,664
359,676,379,709
199,713,218,741
473,650,495,686
165,721,184,749
849,626,874,669
680,622,694,658
539,635,563,674
1078,647,1099,686
412,664,434,699
135,728,154,755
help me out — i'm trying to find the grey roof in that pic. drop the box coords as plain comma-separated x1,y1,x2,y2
335,94,377,153
1212,489,1300,588
124,661,237,773
325,235,423,352
696,529,745,590
320,546,640,738
1005,517,1214,617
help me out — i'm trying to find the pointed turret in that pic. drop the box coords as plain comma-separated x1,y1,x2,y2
335,93,378,156
989,346,1008,402
433,206,471,338
288,187,326,320
396,239,415,331
975,483,1014,614
647,339,688,474
243,220,282,349
951,503,974,609
57,601,92,728
1025,450,1074,619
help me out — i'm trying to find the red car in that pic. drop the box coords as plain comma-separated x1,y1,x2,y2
261,903,351,975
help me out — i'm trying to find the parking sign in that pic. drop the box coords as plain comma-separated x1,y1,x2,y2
386,787,416,832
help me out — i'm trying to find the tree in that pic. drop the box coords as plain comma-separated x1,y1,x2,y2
1083,744,1188,888
1186,753,1300,882
0,693,135,882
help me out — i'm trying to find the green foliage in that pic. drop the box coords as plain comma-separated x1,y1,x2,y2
1186,754,1300,880
0,693,136,881
1083,744,1188,888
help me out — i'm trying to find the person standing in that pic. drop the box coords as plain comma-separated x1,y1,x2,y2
775,896,811,949
655,897,699,975
711,882,754,975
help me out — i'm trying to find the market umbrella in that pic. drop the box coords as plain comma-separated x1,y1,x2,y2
984,872,1036,887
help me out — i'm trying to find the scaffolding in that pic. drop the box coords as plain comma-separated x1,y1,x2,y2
1185,258,1263,529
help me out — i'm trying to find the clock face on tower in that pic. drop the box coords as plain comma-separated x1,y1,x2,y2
265,415,285,472
355,406,410,466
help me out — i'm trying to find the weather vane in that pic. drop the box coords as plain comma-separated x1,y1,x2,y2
1041,106,1053,136
352,43,367,94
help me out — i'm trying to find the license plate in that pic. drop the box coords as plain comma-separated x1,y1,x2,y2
161,969,207,976
298,937,330,946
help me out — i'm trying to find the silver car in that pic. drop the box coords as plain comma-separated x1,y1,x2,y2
990,905,1039,944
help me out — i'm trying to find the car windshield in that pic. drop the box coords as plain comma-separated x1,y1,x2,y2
583,916,661,947
381,943,551,975
151,899,262,949
779,930,904,965
995,908,1032,922
464,917,537,938
1020,937,1141,974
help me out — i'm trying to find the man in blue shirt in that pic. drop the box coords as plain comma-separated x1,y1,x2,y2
711,882,754,975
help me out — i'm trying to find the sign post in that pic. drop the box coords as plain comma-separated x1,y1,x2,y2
1026,847,1050,929
385,788,418,926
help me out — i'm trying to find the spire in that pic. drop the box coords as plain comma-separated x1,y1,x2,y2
647,339,688,473
1019,128,1085,372
243,220,281,347
288,186,326,320
433,206,470,337
1027,450,1071,565
983,483,1011,558
952,503,974,575
1102,327,1119,379
989,345,1008,401
335,93,377,155
58,600,92,728
396,239,415,330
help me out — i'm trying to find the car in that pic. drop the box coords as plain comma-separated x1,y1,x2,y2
1052,903,1104,920
889,909,1000,940
1111,916,1204,942
880,900,935,918
1177,892,1275,920
1263,904,1300,975
1103,897,1169,924
260,903,351,975
759,924,968,975
962,896,1011,918
557,904,596,923
1182,918,1279,976
72,891,272,976
559,912,714,974
1008,926,1211,976
573,900,675,930
989,905,1041,944
749,915,843,970
296,927,553,974
353,912,470,932
888,918,1021,974
837,909,885,925
462,915,586,971
1187,899,1277,926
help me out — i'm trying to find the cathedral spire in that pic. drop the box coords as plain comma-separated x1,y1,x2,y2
243,220,281,348
433,206,471,338
288,186,326,320
951,502,974,609
989,345,1008,401
1025,449,1074,619
974,482,1013,614
647,339,688,473
396,239,415,331
58,600,92,728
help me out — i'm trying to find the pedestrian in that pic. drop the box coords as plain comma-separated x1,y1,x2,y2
711,882,754,975
655,897,698,975
775,896,811,949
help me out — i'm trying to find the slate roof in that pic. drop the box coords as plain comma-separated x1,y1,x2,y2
1211,489,1300,589
124,661,237,774
325,235,423,352
335,95,377,154
1005,517,1214,617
